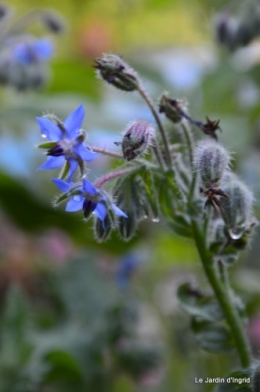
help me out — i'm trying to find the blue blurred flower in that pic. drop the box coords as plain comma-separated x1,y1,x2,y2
36,105,98,181
52,178,127,225
117,253,142,289
13,39,53,65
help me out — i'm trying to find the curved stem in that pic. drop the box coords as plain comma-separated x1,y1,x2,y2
191,218,251,368
136,82,172,167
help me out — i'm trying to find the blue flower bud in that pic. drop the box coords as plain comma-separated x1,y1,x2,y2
94,54,138,92
220,174,255,239
119,120,154,161
194,139,230,188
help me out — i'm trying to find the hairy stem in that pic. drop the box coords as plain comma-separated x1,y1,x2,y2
191,218,251,368
94,166,140,188
137,82,172,167
180,119,194,166
92,146,124,159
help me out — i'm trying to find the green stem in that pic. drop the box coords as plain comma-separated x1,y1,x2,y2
191,218,251,368
180,119,194,166
136,82,172,167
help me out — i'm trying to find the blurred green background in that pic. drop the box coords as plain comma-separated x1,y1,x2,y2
0,0,260,391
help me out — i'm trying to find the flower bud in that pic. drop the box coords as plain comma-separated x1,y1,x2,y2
42,11,65,34
193,139,230,188
220,174,255,240
94,214,113,242
119,120,154,161
159,93,189,123
94,54,138,92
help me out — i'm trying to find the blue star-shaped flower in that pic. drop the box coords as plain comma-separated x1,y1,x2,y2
52,178,127,224
36,105,98,181
13,39,53,65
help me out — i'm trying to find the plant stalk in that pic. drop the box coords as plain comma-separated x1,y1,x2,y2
191,218,251,368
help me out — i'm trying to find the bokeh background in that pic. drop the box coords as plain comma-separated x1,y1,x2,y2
1,0,260,391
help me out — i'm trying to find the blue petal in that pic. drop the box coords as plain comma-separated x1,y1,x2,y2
33,40,53,60
73,143,98,162
83,178,98,195
52,178,71,193
112,204,128,218
36,117,63,141
66,195,84,212
67,159,79,182
38,155,65,170
64,104,85,139
94,202,107,221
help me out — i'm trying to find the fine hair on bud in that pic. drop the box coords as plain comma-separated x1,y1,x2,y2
220,173,254,239
193,139,230,188
120,120,155,161
159,92,189,123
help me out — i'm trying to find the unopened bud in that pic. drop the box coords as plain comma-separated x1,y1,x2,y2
220,174,255,240
159,93,188,123
193,139,230,188
42,11,65,34
118,120,154,161
115,120,155,161
94,54,138,92
94,214,113,242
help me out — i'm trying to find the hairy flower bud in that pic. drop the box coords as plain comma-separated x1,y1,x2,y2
118,120,154,161
220,174,255,240
159,93,189,123
193,139,230,188
94,214,113,242
94,54,138,92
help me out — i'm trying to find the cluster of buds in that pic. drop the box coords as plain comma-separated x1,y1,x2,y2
0,6,64,91
215,0,260,51
194,139,256,248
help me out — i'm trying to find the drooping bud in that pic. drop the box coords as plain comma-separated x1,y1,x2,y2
42,11,65,34
94,54,138,92
220,173,255,240
193,139,230,189
159,93,189,123
118,120,154,161
94,214,113,242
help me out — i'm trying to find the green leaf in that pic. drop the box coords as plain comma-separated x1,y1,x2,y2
191,318,234,354
177,283,223,321
45,350,84,382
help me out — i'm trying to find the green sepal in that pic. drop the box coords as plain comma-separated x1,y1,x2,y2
191,318,234,354
140,168,159,220
59,161,70,180
37,141,57,149
177,283,223,322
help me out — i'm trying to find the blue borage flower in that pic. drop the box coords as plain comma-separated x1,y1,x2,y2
13,38,53,65
52,178,127,226
36,104,98,181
